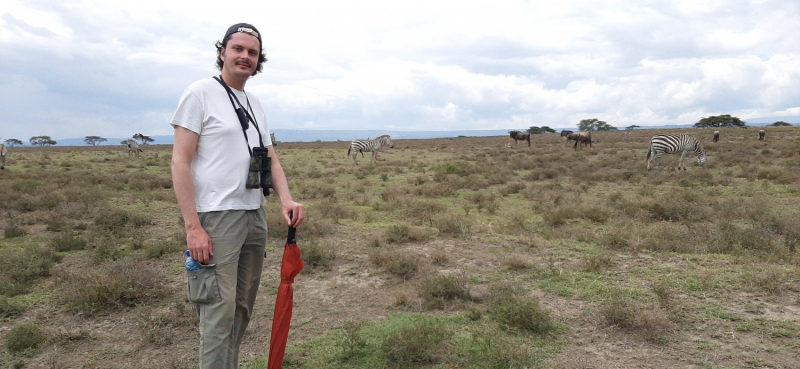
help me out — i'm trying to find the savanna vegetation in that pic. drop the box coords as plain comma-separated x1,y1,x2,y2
0,126,798,368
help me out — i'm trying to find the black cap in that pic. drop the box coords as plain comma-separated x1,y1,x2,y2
223,23,262,51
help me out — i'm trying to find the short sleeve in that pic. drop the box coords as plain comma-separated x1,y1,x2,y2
170,88,204,134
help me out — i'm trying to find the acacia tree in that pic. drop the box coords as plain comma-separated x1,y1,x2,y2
578,118,617,131
30,136,57,147
693,115,746,128
4,138,23,147
770,121,792,126
84,136,107,146
527,126,556,134
133,133,154,145
625,125,640,130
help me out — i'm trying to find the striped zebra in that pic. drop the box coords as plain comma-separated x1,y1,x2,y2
647,134,707,171
270,133,277,146
759,130,765,140
125,139,143,159
347,135,394,165
0,144,7,170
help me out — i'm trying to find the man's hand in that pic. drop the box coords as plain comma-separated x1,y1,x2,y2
282,200,305,228
187,226,213,264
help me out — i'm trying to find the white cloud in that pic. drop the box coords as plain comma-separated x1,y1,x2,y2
1,0,799,140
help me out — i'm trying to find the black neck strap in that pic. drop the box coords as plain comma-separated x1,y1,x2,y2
213,76,265,154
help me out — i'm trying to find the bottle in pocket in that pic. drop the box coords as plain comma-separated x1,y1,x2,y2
185,251,202,271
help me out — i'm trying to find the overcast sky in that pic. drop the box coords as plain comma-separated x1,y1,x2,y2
1,0,798,141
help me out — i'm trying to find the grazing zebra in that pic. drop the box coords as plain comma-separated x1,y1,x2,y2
509,131,531,147
759,130,765,140
647,134,707,171
270,133,277,146
560,130,575,146
713,131,719,143
347,135,394,165
566,131,592,150
125,139,143,159
0,144,7,170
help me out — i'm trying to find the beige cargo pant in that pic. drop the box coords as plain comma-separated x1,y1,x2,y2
190,209,267,369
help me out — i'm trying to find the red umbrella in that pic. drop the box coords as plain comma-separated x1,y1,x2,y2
268,225,305,369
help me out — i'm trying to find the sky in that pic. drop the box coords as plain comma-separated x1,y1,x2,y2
1,0,799,141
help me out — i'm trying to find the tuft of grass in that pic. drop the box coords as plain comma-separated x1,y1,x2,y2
488,295,555,335
5,323,47,353
301,239,336,270
384,224,429,244
417,274,472,309
582,253,614,273
93,208,150,235
56,260,168,315
0,244,56,296
381,320,452,364
430,249,449,265
601,291,638,328
50,232,88,252
433,213,471,236
0,296,26,318
3,225,27,238
369,249,421,278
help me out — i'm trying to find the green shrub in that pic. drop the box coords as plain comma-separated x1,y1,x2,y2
466,323,545,369
5,323,47,353
417,274,472,309
337,319,368,360
381,320,452,364
93,208,150,234
3,225,27,238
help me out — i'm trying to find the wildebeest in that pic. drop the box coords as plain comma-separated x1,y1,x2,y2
509,131,531,147
566,131,592,150
560,130,574,146
0,144,7,170
713,131,719,143
759,130,765,140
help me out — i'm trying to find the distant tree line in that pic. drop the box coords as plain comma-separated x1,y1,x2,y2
527,126,556,134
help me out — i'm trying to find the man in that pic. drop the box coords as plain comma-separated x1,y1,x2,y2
170,23,305,369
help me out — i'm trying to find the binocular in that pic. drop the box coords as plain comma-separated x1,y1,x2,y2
247,146,273,196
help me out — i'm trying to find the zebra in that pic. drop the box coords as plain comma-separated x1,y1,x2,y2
270,133,277,146
0,144,7,170
125,139,143,159
347,135,394,165
759,130,765,140
647,134,707,171
509,130,531,147
713,131,719,143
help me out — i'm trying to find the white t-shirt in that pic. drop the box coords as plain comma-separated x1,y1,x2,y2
170,77,273,212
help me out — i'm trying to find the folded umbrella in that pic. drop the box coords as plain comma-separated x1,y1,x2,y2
268,224,305,369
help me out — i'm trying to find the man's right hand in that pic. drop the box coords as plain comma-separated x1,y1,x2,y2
187,226,213,265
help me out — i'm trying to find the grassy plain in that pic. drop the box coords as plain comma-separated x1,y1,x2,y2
0,126,799,368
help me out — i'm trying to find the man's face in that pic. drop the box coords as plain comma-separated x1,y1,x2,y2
220,32,260,79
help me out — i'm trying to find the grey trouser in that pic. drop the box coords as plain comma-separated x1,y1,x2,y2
193,209,267,369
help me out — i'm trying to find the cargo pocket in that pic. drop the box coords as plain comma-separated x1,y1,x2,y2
187,264,220,303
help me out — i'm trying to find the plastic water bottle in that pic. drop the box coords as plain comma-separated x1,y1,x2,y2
185,251,202,271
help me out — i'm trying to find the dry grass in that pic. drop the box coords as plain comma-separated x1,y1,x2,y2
0,129,799,368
